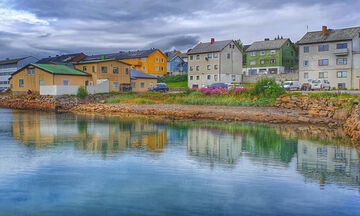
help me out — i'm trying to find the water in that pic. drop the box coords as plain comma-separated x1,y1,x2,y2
0,109,359,216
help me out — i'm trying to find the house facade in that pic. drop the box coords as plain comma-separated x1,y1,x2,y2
0,56,38,89
9,64,92,94
298,26,360,89
74,59,131,92
244,38,297,75
167,55,188,75
130,69,157,92
187,39,243,89
84,49,167,77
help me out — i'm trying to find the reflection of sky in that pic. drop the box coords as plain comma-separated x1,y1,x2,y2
0,109,359,215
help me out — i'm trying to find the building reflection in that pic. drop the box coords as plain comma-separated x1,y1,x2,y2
297,140,360,186
11,111,167,154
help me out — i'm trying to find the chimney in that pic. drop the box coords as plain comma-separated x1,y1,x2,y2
322,26,328,36
211,38,215,45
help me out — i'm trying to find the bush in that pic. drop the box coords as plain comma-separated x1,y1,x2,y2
158,75,187,83
77,87,88,99
251,78,284,98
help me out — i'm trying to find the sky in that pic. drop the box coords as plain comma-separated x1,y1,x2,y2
0,0,359,60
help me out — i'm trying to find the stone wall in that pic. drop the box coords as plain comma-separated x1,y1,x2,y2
242,73,298,83
344,105,360,150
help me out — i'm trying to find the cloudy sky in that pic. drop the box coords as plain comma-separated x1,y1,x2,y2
0,0,359,59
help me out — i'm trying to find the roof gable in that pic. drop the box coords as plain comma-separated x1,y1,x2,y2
246,39,289,52
37,53,85,64
298,26,360,45
187,40,233,55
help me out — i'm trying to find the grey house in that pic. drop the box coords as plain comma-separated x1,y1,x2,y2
298,26,360,89
187,38,243,89
0,56,38,89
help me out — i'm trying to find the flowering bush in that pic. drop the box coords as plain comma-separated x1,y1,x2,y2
191,87,249,96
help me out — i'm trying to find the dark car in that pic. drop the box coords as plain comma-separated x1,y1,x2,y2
149,83,169,93
207,83,228,89
0,88,9,94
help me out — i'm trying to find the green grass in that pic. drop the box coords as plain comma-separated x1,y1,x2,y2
134,98,156,104
166,81,188,88
173,96,275,107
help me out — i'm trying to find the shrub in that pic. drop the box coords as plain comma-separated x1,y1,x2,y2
158,75,187,83
77,87,88,99
134,98,155,104
251,78,284,98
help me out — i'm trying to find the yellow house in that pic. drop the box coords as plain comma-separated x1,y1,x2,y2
84,49,167,76
74,59,131,92
130,69,158,92
10,63,92,94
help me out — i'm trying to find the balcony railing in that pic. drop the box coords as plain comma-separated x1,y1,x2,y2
334,48,349,56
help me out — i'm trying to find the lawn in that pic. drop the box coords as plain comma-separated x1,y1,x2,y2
166,81,188,88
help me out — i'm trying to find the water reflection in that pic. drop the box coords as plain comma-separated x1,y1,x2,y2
10,110,360,187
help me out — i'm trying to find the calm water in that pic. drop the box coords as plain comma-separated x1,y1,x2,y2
0,109,359,216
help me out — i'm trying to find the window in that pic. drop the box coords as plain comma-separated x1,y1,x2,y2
214,65,218,70
337,58,347,65
304,46,309,53
161,58,164,63
19,79,24,87
227,53,230,59
101,66,107,73
190,66,194,71
196,76,200,80
63,80,70,86
214,75,218,81
250,60,256,66
214,53,218,58
190,76,193,80
142,58,146,62
271,50,276,55
40,80,44,86
161,66,164,71
196,66,200,71
304,60,309,66
319,59,329,66
190,56,194,60
142,66,146,71
113,82,119,89
231,75,236,81
27,68,34,75
337,43,348,49
126,68,129,74
155,58,159,63
337,71,347,78
155,66,159,71
304,73,309,79
208,53,212,58
319,45,329,51
319,72,328,78
338,83,346,89
92,66,95,73
113,67,119,74
131,82,136,88
260,60,265,65
141,82,145,88
196,55,200,60
207,75,211,80
260,51,265,55
250,52,256,56
207,65,211,70
270,59,276,64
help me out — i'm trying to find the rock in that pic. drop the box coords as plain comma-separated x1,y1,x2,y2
353,99,359,105
333,108,350,121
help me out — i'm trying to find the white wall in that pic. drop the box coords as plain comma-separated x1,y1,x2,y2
40,85,80,96
87,80,109,94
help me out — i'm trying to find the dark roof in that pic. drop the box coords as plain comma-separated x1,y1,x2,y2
37,53,85,64
84,49,159,61
178,53,188,59
246,39,289,51
298,26,360,45
244,45,251,51
0,57,27,65
187,40,233,55
76,59,131,66
130,69,157,80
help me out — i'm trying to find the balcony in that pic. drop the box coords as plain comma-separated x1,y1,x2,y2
334,48,349,56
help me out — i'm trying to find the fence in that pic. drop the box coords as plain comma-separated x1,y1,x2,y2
40,85,80,96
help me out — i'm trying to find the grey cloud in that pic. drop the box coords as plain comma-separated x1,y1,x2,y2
148,35,200,51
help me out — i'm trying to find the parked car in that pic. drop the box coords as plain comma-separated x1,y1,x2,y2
0,88,9,94
227,83,241,89
207,83,228,89
310,79,331,91
148,83,169,92
301,83,311,91
283,81,301,91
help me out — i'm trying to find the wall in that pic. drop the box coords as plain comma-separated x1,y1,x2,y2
299,41,356,89
87,80,109,94
131,78,157,92
146,50,168,75
242,72,299,83
40,85,80,96
220,41,243,82
188,52,221,88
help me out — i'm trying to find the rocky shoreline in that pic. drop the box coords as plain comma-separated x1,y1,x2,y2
0,94,359,146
